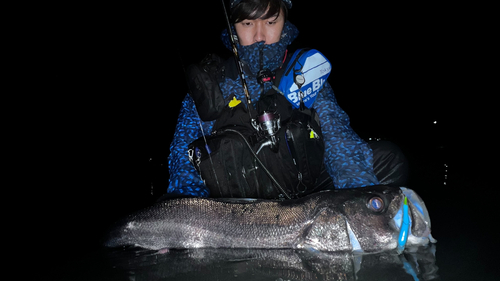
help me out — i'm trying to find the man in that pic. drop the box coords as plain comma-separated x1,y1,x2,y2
164,0,407,199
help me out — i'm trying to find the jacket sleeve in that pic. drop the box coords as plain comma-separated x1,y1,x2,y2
167,94,210,197
314,82,380,189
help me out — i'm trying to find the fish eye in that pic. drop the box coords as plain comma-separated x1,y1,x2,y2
367,197,384,212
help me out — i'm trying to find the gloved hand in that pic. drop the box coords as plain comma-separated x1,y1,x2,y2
187,54,226,121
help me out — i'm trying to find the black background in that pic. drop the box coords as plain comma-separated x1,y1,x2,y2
33,1,494,280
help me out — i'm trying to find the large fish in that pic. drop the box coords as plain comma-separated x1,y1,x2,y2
104,185,436,253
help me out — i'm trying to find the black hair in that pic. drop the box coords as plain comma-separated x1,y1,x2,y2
230,0,288,24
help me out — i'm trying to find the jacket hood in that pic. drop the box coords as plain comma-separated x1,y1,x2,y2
221,20,299,77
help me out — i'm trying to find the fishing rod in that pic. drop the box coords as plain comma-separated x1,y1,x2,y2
221,0,257,124
182,1,293,200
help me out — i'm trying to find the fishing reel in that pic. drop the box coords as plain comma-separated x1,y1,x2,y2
257,69,276,85
254,111,281,153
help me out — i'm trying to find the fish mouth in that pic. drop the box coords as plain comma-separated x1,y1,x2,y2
392,188,437,246
345,188,436,254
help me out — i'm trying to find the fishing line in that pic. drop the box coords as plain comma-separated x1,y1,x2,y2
176,1,294,199
223,128,292,199
220,0,293,199
198,120,223,196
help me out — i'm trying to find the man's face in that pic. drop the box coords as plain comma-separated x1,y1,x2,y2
234,8,285,46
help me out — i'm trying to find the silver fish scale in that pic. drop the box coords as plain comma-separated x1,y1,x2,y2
105,186,431,252
107,195,323,250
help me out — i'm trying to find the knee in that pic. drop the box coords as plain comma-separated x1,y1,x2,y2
370,141,406,162
369,141,409,186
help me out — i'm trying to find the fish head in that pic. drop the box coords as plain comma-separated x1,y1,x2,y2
331,185,434,253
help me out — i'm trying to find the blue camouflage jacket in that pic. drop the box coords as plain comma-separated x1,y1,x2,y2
167,21,379,197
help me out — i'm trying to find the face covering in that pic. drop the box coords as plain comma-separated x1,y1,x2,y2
221,20,299,77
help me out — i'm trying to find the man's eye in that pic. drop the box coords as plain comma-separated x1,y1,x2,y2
241,22,252,26
268,21,277,25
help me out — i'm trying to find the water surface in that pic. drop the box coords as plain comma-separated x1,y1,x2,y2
56,245,439,281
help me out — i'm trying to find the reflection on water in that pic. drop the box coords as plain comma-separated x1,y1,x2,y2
97,245,439,281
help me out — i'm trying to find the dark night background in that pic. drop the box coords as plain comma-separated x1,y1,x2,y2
33,1,494,280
